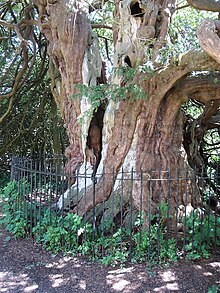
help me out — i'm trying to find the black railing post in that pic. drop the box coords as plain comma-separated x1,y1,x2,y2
157,168,162,262
183,165,189,258
92,172,97,258
84,166,87,245
30,158,33,238
147,167,153,264
214,163,219,254
10,156,15,181
129,168,134,260
101,167,106,258
139,170,143,253
120,168,124,254
175,165,180,249
166,168,171,252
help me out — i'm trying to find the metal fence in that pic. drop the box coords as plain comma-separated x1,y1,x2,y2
6,156,220,264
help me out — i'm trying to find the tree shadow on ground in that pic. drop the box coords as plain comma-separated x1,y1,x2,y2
0,227,219,293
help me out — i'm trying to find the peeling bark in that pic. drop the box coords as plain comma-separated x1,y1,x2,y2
34,1,220,228
35,0,102,182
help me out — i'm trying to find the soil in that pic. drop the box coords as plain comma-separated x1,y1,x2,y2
0,224,219,293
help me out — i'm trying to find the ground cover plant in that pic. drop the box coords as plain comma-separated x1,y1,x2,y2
1,179,219,267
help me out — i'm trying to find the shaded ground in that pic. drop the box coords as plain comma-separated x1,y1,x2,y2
0,226,219,293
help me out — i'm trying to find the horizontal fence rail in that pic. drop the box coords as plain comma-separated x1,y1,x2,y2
3,156,220,265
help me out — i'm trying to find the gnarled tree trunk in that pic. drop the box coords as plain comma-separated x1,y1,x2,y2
34,0,220,228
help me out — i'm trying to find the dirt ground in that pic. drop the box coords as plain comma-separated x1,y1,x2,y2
0,225,219,293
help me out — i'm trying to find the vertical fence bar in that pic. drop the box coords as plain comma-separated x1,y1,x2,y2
157,168,162,262
175,165,180,250
61,163,65,248
84,167,87,245
207,165,211,242
183,165,189,257
214,163,219,254
139,170,143,252
166,168,171,252
200,163,205,252
147,167,153,263
120,168,124,254
111,168,115,255
16,158,20,212
10,157,17,210
192,165,197,255
23,158,28,237
30,159,33,238
10,156,15,181
54,160,58,227
92,173,96,258
34,160,37,229
49,160,53,225
75,169,79,252
38,160,42,243
129,168,134,260
19,158,24,215
67,171,71,252
101,167,106,258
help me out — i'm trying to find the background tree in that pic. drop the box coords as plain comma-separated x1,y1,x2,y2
0,0,68,180
0,0,219,224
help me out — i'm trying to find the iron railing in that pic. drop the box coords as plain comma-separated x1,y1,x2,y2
5,156,220,263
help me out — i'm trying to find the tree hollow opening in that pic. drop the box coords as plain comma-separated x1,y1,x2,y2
124,55,132,67
130,1,145,18
86,103,106,175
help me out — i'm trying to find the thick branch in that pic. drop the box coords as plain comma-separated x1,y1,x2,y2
91,24,112,30
176,73,220,103
187,0,220,12
180,74,220,169
139,50,220,106
0,45,29,101
197,19,220,64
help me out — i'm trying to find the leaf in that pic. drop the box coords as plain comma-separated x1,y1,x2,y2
4,236,11,242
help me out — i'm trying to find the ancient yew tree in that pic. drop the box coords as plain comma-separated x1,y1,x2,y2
0,1,220,223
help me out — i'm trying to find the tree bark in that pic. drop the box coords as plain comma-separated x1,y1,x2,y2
186,0,220,12
34,0,220,227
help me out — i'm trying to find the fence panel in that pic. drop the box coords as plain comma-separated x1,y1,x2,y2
5,156,220,264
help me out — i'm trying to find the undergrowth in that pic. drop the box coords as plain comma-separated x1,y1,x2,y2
0,181,219,267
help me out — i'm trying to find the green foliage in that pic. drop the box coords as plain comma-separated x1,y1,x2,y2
207,285,219,293
1,181,219,266
132,205,178,265
154,5,218,65
95,228,130,266
182,100,203,119
0,181,26,238
0,173,10,188
74,66,148,114
183,210,220,260
168,6,218,58
114,67,137,83
0,1,68,174
75,84,107,109
33,211,93,254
